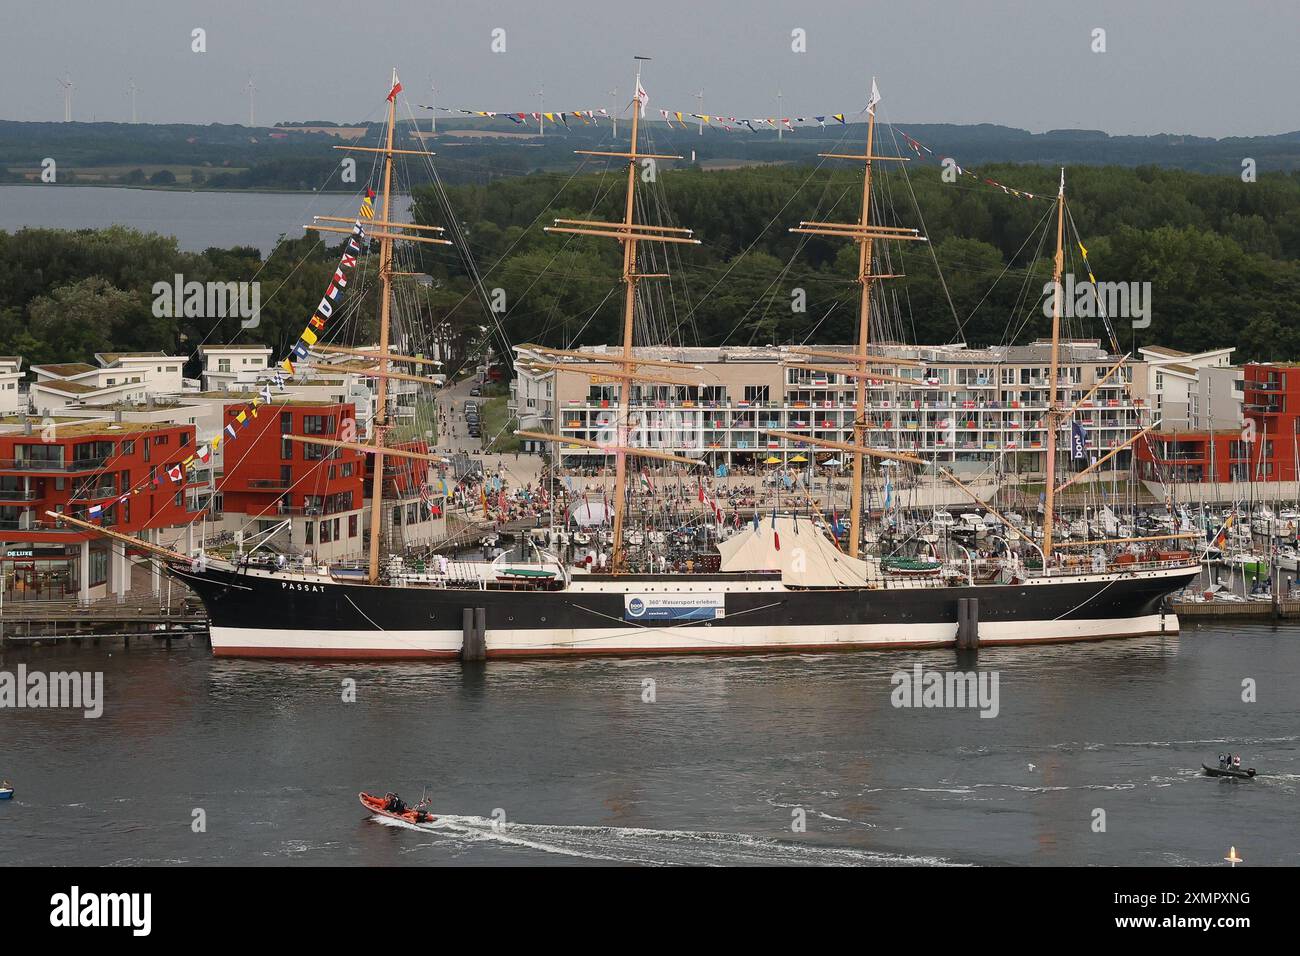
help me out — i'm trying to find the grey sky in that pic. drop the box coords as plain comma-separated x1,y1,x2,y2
3,0,1295,136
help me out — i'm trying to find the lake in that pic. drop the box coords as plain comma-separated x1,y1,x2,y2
0,184,412,255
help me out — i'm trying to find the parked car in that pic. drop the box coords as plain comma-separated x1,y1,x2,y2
469,385,482,396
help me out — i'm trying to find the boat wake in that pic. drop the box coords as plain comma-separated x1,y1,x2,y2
367,814,951,866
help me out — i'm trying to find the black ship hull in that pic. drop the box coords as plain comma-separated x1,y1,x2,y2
169,561,1198,659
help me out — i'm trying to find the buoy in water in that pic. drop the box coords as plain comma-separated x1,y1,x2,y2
1224,846,1243,866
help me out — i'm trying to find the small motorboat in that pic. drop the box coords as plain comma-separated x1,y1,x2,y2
1202,763,1256,779
0,780,13,800
359,791,436,824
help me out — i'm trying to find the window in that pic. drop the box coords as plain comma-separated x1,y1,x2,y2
303,415,335,435
88,548,109,586
15,444,64,467
154,435,169,446
348,515,358,538
305,521,314,545
320,520,332,544
218,359,231,373
123,440,135,455
180,432,190,447
743,385,770,403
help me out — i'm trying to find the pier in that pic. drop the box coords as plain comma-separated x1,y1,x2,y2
0,588,207,647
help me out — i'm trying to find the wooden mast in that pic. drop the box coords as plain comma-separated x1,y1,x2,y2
539,57,700,573
366,70,400,584
1042,169,1066,562
611,61,644,573
787,81,923,558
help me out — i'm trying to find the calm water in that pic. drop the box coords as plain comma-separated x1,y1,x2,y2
1,623,1297,866
0,184,411,255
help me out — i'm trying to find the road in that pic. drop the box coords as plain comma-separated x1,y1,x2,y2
434,375,543,488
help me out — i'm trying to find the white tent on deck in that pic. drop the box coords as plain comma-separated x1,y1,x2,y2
717,514,873,587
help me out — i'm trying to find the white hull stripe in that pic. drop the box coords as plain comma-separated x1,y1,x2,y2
209,613,1178,658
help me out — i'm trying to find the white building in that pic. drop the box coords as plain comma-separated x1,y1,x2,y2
198,345,273,392
0,357,24,414
1137,345,1235,431
28,353,186,415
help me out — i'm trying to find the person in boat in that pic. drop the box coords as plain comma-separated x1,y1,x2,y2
1232,754,1241,769
383,792,407,814
1217,753,1226,769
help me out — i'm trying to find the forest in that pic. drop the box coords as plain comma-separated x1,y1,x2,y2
1,161,1297,376
410,161,1300,361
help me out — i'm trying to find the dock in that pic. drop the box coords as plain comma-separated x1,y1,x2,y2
1,589,208,646
1172,599,1300,619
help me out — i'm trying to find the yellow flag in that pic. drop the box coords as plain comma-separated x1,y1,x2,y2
301,327,318,346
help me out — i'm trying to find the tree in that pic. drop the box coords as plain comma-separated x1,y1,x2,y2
26,278,139,363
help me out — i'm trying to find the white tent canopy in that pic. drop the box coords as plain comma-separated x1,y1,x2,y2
717,514,873,587
568,500,612,528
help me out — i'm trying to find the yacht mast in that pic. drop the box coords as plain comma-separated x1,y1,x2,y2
1042,168,1067,560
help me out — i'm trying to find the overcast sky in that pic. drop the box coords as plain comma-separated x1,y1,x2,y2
3,0,1295,136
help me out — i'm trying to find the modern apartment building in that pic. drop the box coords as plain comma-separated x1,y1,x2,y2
0,419,198,602
29,352,187,414
515,340,1149,475
1134,362,1300,483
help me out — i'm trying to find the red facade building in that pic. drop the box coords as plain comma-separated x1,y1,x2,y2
1242,362,1300,482
216,400,367,560
1136,362,1300,483
0,420,197,601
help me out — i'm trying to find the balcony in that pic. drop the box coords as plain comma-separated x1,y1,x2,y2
0,456,111,473
0,488,39,501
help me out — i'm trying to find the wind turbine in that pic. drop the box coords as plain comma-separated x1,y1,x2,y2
244,75,257,128
127,77,140,124
434,76,444,136
608,87,618,138
536,85,544,137
694,88,704,135
57,73,74,122
776,87,783,141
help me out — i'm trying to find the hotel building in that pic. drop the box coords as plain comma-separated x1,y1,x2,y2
514,340,1149,475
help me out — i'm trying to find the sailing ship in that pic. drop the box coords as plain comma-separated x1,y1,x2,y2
55,67,1200,658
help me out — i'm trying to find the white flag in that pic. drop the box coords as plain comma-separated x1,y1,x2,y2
867,78,881,115
635,79,648,117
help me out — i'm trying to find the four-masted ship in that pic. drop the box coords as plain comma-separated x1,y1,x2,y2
60,68,1199,658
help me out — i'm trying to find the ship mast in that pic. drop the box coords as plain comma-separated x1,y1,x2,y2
786,80,924,558
532,57,702,573
365,70,400,583
305,71,453,583
1042,169,1066,561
